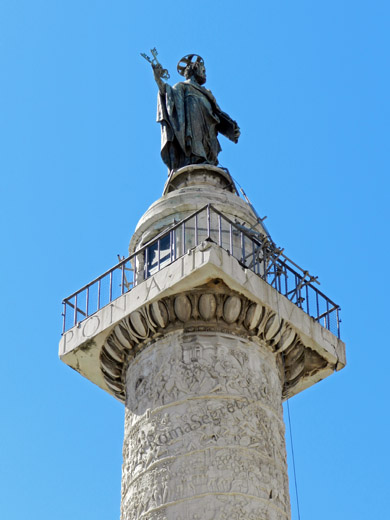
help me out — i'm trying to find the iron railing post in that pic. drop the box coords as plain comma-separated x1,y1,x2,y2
62,302,66,335
144,247,149,280
326,300,330,330
206,204,211,239
182,222,185,255
284,266,288,296
74,293,78,327
133,256,138,287
337,308,340,338
305,285,309,315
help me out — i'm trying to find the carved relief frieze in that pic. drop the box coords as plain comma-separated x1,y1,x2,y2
125,333,282,424
121,492,290,520
99,280,321,402
121,446,290,519
122,395,286,480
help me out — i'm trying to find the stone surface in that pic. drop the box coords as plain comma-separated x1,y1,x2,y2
128,165,266,254
59,242,346,403
121,330,290,520
162,165,238,194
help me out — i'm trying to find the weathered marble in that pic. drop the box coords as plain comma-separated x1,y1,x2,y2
121,331,290,520
128,165,266,254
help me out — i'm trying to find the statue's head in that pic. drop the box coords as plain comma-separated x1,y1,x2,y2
177,54,206,85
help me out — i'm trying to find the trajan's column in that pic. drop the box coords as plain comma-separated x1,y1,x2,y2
59,53,346,520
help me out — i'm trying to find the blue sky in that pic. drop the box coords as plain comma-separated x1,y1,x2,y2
1,1,389,518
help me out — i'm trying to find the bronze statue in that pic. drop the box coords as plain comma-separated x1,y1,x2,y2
143,51,240,171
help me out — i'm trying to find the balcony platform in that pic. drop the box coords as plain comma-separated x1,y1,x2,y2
59,241,345,402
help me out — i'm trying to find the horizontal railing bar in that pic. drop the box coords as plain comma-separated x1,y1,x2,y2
316,305,339,321
64,300,87,317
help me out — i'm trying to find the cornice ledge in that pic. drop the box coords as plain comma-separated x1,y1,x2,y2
100,281,331,402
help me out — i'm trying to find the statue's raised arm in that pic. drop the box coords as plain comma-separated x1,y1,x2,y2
141,48,170,94
143,52,240,172
152,63,168,95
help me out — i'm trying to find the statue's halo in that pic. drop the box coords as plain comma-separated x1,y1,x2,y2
177,54,204,76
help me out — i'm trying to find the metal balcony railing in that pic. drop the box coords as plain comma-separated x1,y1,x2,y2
62,204,341,338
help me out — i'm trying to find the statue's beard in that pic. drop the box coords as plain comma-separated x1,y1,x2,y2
195,73,206,85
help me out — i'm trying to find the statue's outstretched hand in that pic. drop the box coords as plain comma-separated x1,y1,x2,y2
233,126,241,143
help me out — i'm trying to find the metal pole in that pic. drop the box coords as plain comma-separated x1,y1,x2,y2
284,266,288,296
306,285,309,315
297,275,302,307
241,232,245,264
326,300,330,331
62,302,66,334
337,308,340,338
74,293,78,327
134,256,137,287
206,204,211,239
145,247,149,280
182,222,185,256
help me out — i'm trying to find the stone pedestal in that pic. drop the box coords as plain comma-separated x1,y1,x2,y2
121,330,290,520
129,165,266,254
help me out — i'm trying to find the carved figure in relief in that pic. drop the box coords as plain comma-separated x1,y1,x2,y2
128,338,283,418
152,472,169,507
185,472,197,497
138,430,158,470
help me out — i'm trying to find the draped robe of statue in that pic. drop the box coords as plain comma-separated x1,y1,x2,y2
157,79,239,171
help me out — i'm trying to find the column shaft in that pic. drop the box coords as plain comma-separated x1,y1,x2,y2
121,331,291,520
